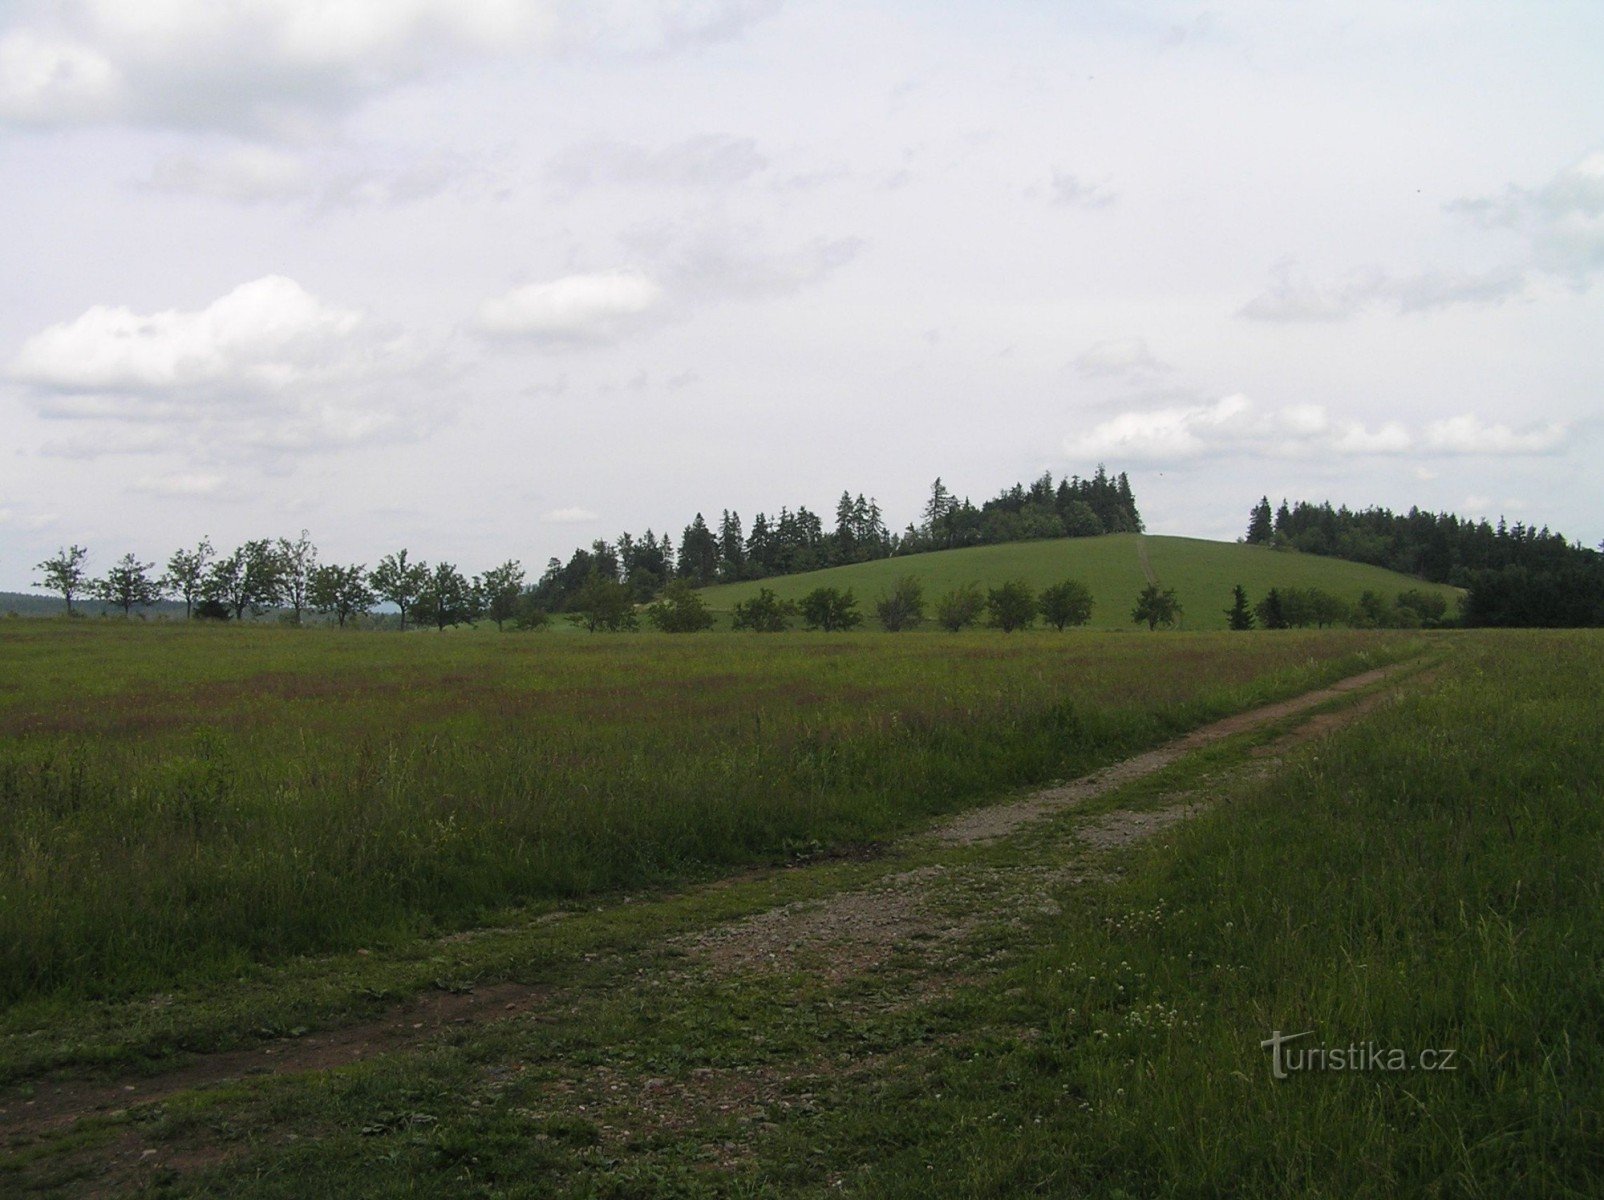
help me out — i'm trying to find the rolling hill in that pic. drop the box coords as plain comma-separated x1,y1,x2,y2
695,534,1462,631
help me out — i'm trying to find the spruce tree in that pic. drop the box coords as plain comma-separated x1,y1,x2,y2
1225,584,1255,630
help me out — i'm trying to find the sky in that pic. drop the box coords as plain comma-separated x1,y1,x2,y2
2,0,1602,590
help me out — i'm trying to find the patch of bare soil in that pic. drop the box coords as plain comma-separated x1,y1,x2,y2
1076,802,1206,852
687,866,956,982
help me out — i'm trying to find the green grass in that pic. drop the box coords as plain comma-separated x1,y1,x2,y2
5,631,1594,1199
696,534,1462,630
808,631,1604,1197
0,619,1420,1006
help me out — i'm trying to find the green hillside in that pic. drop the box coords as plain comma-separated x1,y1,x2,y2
696,534,1462,631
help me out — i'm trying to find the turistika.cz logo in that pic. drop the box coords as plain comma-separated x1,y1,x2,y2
1260,1030,1459,1080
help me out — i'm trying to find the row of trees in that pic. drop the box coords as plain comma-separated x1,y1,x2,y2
721,577,1101,634
1244,495,1604,627
33,538,530,632
1224,584,1450,631
531,466,1142,613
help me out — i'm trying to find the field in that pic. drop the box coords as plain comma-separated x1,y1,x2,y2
1,622,1598,1197
696,534,1463,629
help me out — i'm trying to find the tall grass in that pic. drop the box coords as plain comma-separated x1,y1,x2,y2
838,630,1603,1197
0,621,1419,1002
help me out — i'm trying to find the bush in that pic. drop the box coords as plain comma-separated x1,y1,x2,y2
875,576,925,632
731,588,795,632
935,584,985,632
646,580,715,633
1039,579,1093,630
986,580,1036,632
1132,583,1181,630
800,587,862,632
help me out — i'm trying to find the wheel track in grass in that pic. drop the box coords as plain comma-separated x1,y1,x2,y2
0,657,1429,1160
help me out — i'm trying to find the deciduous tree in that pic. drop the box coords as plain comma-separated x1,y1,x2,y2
414,562,479,632
1039,579,1093,630
164,538,215,619
370,550,428,631
97,553,161,616
476,560,526,630
309,564,374,628
570,572,638,632
646,580,716,632
1132,583,1181,630
986,580,1036,632
731,588,794,632
34,545,90,614
275,530,317,625
874,576,925,631
935,583,985,631
800,586,862,631
205,540,283,621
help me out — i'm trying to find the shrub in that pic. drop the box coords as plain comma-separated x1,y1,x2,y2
800,587,862,632
875,576,925,632
646,580,715,633
731,588,795,632
986,580,1036,632
1039,579,1093,630
935,584,985,632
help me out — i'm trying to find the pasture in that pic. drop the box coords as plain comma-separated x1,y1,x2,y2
2,623,1598,1199
695,533,1463,629
0,619,1413,1005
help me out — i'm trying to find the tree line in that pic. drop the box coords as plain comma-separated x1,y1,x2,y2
32,537,529,632
1245,496,1604,627
529,466,1142,613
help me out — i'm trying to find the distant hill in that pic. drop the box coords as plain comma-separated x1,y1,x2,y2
0,590,190,619
695,534,1463,631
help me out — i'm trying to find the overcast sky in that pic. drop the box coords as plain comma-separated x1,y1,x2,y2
2,1,1601,589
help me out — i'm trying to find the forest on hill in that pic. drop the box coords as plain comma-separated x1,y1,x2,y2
1246,497,1604,627
528,466,1141,611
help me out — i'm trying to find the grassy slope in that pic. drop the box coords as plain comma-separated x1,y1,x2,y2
696,534,1462,630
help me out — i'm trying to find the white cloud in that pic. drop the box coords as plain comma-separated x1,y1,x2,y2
1423,415,1568,456
1047,172,1115,210
9,276,434,459
1461,152,1604,285
1241,260,1527,322
0,27,120,124
1239,262,1373,322
643,224,864,302
1074,337,1167,378
130,472,226,497
1068,396,1571,465
547,135,767,191
11,275,362,393
541,507,599,524
0,1,780,137
478,272,665,343
145,146,312,203
0,0,549,136
1251,152,1604,324
144,145,474,208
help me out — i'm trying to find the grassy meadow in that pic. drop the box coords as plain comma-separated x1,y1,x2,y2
2,620,1599,1198
695,533,1463,629
809,630,1604,1197
0,618,1420,1006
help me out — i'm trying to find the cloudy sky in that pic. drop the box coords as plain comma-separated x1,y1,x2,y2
2,1,1601,589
